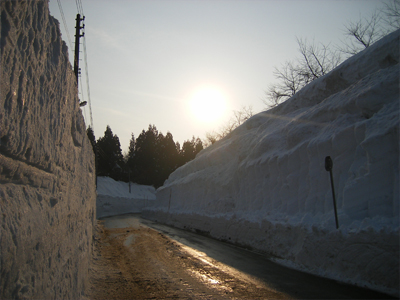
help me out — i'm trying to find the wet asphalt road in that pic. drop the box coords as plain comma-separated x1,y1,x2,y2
101,213,395,299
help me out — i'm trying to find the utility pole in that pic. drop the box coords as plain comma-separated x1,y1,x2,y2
74,14,85,85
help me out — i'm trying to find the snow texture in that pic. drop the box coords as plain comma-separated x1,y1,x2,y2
144,30,400,297
96,176,155,218
0,1,96,299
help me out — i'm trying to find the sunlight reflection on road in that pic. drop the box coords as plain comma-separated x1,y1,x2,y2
100,214,394,299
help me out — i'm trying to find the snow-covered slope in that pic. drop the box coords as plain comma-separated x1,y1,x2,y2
97,177,155,218
144,30,400,296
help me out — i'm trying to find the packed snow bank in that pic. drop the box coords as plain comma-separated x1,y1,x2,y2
0,1,96,299
144,30,400,297
97,177,155,218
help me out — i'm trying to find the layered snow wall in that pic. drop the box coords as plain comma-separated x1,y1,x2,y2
144,30,400,296
0,1,96,299
97,176,155,218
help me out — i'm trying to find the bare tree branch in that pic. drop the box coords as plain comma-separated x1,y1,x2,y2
265,39,341,108
264,1,398,110
381,0,400,31
204,106,254,146
340,11,385,55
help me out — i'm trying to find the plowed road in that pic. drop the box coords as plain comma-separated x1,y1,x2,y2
87,214,392,299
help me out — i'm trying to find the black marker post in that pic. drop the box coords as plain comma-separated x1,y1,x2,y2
325,156,339,229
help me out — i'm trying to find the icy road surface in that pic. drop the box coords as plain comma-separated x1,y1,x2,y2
87,214,393,299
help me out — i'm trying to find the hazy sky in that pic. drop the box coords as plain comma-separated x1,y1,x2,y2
49,0,385,152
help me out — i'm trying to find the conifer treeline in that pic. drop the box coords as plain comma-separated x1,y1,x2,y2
86,125,203,188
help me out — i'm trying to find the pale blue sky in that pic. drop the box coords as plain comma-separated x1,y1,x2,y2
49,0,386,152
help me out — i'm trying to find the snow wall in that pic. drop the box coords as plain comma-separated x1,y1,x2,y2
0,1,96,299
96,176,156,219
144,30,400,297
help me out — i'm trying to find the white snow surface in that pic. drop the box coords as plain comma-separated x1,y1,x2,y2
97,176,156,199
143,30,400,297
96,176,155,218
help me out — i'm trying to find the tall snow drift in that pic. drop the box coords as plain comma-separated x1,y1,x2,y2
144,30,400,296
96,176,155,218
1,1,96,299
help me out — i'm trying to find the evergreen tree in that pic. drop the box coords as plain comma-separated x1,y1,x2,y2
96,125,124,180
194,137,204,154
126,133,135,171
179,136,203,166
155,132,179,187
133,125,158,185
123,124,204,187
86,126,96,154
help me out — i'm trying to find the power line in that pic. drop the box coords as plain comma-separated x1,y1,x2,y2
75,0,84,15
56,0,73,49
83,34,94,130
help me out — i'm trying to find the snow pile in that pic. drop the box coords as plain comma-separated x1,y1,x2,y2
1,1,96,299
144,30,399,296
97,176,156,218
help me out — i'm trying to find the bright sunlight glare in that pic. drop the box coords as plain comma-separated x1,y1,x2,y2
188,86,228,124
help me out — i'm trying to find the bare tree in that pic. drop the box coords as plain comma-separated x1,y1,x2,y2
381,0,400,31
340,11,384,55
204,131,218,147
204,106,254,147
264,1,399,109
297,38,342,82
265,61,303,107
219,105,254,138
340,1,400,56
233,105,254,127
265,39,341,107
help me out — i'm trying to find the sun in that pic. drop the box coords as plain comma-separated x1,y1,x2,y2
188,86,228,124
